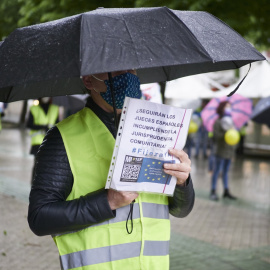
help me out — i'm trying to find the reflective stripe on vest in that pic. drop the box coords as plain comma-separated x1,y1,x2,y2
30,104,58,145
56,108,170,270
61,240,169,270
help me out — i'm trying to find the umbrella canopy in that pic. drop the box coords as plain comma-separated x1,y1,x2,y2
166,98,202,111
251,96,270,127
201,94,253,132
0,7,265,103
52,94,88,115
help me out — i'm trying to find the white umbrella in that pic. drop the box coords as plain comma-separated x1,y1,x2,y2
165,74,218,100
166,98,202,110
212,61,270,98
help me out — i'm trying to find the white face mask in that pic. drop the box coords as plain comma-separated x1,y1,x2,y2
40,97,50,103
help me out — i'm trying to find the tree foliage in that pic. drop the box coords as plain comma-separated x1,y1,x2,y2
17,0,136,26
0,0,269,49
0,0,23,39
0,0,136,40
135,0,270,50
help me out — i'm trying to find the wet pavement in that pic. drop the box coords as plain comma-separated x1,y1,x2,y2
0,124,270,270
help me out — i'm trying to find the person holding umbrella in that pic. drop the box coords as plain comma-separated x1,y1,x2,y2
210,101,237,201
0,7,265,269
28,69,195,270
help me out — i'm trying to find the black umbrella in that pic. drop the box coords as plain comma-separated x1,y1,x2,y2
0,7,265,103
251,96,270,127
52,94,88,115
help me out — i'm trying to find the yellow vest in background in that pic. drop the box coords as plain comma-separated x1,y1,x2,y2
55,107,171,270
30,104,58,145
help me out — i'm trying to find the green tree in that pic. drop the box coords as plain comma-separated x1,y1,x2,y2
0,0,137,40
17,0,136,27
0,0,23,40
135,0,270,50
2,0,269,49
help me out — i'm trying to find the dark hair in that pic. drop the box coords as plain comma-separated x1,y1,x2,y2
38,97,52,104
216,101,228,118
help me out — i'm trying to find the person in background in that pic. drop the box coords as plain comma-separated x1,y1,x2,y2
207,131,215,173
194,100,209,159
185,115,199,157
0,102,5,132
26,97,59,185
236,123,247,155
210,101,237,201
185,133,194,157
27,70,195,270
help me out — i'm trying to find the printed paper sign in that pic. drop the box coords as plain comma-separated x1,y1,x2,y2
105,97,192,196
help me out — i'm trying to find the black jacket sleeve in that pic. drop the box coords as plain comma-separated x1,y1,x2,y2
168,176,195,218
28,127,116,236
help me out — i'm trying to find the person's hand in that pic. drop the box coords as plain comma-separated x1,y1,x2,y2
107,190,139,210
163,149,191,186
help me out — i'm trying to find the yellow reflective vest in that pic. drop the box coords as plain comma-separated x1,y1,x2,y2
55,107,171,270
30,104,59,145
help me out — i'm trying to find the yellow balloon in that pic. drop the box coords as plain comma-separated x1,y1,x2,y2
224,129,240,145
188,121,198,134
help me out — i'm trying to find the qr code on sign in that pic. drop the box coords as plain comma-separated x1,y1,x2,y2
121,165,141,180
120,155,143,182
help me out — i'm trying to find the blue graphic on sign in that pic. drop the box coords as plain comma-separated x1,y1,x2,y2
137,158,175,185
120,155,175,184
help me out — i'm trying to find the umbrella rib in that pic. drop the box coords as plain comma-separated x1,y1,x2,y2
231,60,240,69
162,67,169,81
2,87,12,103
206,113,218,122
207,106,218,111
231,99,252,105
232,108,251,117
204,113,218,131
121,15,140,68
